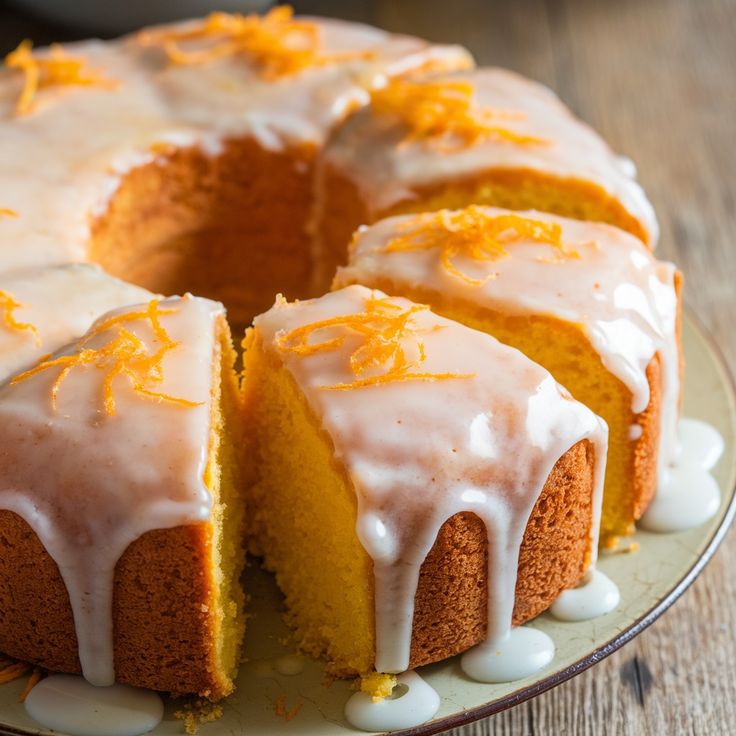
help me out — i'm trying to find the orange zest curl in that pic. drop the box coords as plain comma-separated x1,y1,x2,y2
0,289,40,344
273,694,303,722
370,78,547,150
0,659,30,686
138,6,371,79
385,207,579,286
11,300,204,416
276,293,473,389
4,39,118,115
0,207,18,217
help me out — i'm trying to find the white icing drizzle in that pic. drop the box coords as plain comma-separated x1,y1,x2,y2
0,295,221,685
0,264,153,383
336,207,680,481
0,17,471,275
320,68,659,246
24,675,163,736
255,285,607,675
460,626,555,683
344,671,440,733
640,418,724,533
549,569,620,621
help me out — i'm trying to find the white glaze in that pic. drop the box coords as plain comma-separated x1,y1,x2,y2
0,295,221,685
336,207,680,482
321,68,659,246
640,418,724,533
255,285,607,675
274,654,305,676
460,626,555,683
0,16,471,275
344,671,440,733
24,675,163,736
549,569,620,622
0,264,153,383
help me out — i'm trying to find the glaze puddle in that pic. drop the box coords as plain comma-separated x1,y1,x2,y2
24,674,163,736
640,418,724,533
550,569,620,621
344,671,440,732
460,626,555,683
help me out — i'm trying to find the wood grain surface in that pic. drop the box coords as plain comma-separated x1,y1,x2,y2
1,0,734,733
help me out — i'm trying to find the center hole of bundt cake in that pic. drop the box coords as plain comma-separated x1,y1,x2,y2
89,139,318,326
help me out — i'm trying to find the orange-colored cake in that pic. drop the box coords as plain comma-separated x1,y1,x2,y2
335,207,681,542
0,296,245,699
243,285,607,676
314,69,658,289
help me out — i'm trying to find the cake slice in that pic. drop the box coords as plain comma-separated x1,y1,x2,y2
0,295,245,699
314,68,657,288
335,207,681,543
0,263,153,382
243,285,606,676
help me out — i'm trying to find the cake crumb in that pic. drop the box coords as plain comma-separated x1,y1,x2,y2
359,672,398,702
174,699,223,735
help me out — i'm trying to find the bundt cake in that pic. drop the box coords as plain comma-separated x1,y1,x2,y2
0,295,245,699
335,207,681,542
0,5,690,714
0,7,471,324
314,68,658,289
242,284,607,676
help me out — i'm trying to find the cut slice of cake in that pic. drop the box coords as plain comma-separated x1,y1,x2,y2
0,295,245,699
314,68,658,289
335,207,681,543
242,285,607,676
0,263,153,382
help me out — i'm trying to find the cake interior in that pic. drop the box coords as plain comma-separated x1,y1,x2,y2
316,167,650,291
242,327,376,676
204,315,248,694
89,139,317,327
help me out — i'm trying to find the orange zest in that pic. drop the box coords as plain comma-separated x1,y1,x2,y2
384,207,579,285
276,293,473,389
0,207,18,217
18,668,43,703
273,694,303,722
4,39,118,115
138,6,371,79
0,659,30,686
0,289,40,344
11,299,204,416
370,78,546,150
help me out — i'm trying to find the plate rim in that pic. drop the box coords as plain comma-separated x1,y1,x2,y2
389,308,736,736
0,309,734,736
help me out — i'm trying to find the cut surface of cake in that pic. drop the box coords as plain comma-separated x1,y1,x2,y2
0,295,245,699
0,263,153,382
335,207,681,542
315,69,658,288
0,9,471,324
243,284,607,676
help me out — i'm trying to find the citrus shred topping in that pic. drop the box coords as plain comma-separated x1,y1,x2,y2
4,39,117,115
276,293,473,389
0,658,30,686
11,299,204,416
384,207,579,285
0,289,40,344
0,207,18,217
370,78,546,150
138,6,372,78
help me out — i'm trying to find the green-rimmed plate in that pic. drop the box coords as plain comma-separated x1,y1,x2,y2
1,310,735,736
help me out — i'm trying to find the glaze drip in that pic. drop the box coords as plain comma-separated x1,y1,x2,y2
0,295,220,685
255,285,607,674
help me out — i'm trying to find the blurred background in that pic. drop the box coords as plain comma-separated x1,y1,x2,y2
0,1,734,733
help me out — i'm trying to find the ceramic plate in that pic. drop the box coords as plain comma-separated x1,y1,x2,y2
1,311,735,736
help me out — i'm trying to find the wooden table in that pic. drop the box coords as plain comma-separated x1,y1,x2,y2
1,0,734,733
